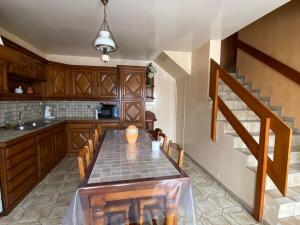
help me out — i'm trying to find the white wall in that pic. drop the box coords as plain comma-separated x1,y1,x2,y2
183,42,256,210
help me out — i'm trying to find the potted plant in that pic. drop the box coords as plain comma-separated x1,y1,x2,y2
146,63,157,86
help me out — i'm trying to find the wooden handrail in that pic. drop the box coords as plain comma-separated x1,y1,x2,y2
237,40,300,86
209,59,292,222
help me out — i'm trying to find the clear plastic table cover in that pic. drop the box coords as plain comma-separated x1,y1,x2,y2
62,130,195,225
62,177,195,225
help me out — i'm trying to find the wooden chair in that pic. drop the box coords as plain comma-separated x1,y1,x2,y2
77,146,91,180
158,132,168,152
152,128,162,140
167,141,184,168
88,139,94,158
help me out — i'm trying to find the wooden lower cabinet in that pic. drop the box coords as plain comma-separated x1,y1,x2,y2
38,135,55,177
0,120,119,214
67,121,119,154
55,129,66,163
67,122,94,154
2,138,38,211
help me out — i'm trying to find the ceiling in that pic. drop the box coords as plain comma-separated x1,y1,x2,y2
0,0,289,60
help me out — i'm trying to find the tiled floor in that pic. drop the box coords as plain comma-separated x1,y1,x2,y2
0,156,260,225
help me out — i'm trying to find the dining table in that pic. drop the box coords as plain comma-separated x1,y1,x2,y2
62,129,195,225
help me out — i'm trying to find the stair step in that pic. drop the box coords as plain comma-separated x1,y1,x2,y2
264,187,300,220
277,216,300,225
219,82,252,92
231,133,300,148
222,118,294,133
235,145,300,155
248,163,300,190
219,90,260,100
246,152,300,167
222,99,271,110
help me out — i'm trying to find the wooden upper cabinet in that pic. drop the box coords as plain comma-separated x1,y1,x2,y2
46,65,70,97
0,61,8,93
32,59,46,80
121,100,145,128
120,66,146,99
97,69,118,98
7,51,33,78
71,69,96,98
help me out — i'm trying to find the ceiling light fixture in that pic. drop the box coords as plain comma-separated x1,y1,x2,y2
93,0,118,63
0,36,4,46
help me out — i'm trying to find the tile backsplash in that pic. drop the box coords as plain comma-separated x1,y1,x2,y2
0,101,45,127
46,101,100,118
0,101,117,127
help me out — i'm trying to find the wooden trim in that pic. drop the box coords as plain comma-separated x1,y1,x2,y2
210,70,219,142
237,40,300,86
254,117,270,221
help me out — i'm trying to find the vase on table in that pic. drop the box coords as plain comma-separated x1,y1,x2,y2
126,125,139,144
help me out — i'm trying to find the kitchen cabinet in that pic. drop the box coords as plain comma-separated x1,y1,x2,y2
46,65,70,97
71,69,97,98
7,51,33,78
95,122,119,134
120,66,146,99
32,59,46,80
55,129,66,164
67,122,94,154
121,100,145,128
97,69,118,98
0,138,38,212
38,135,55,177
0,61,8,93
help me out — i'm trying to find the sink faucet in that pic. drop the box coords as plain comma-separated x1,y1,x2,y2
18,112,24,126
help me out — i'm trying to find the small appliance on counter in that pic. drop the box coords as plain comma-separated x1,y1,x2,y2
95,103,119,119
44,105,55,119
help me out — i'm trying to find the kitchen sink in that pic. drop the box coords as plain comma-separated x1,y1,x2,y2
13,120,55,131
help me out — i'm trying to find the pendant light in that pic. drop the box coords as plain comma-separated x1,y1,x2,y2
93,0,118,63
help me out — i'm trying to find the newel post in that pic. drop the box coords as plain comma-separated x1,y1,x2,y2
210,69,219,142
254,117,271,221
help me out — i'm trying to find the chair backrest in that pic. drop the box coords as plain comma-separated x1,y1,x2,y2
88,139,94,157
152,128,162,141
158,132,168,152
77,146,91,180
97,126,103,138
167,141,184,168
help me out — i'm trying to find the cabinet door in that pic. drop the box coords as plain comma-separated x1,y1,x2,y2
47,65,70,97
67,123,94,154
4,138,38,208
98,70,118,98
72,69,96,98
38,136,55,177
55,129,66,164
120,68,146,99
8,51,33,78
32,59,45,80
121,100,145,128
0,61,8,93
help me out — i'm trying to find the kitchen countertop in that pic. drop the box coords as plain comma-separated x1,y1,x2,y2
0,117,119,143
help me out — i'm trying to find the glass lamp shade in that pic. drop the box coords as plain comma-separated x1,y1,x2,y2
0,36,3,46
101,54,110,63
94,31,116,52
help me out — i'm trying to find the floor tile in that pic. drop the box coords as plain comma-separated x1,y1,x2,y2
0,155,262,225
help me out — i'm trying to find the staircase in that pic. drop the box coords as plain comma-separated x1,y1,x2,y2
217,72,300,225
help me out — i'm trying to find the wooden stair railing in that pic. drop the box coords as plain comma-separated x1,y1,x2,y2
209,59,293,222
